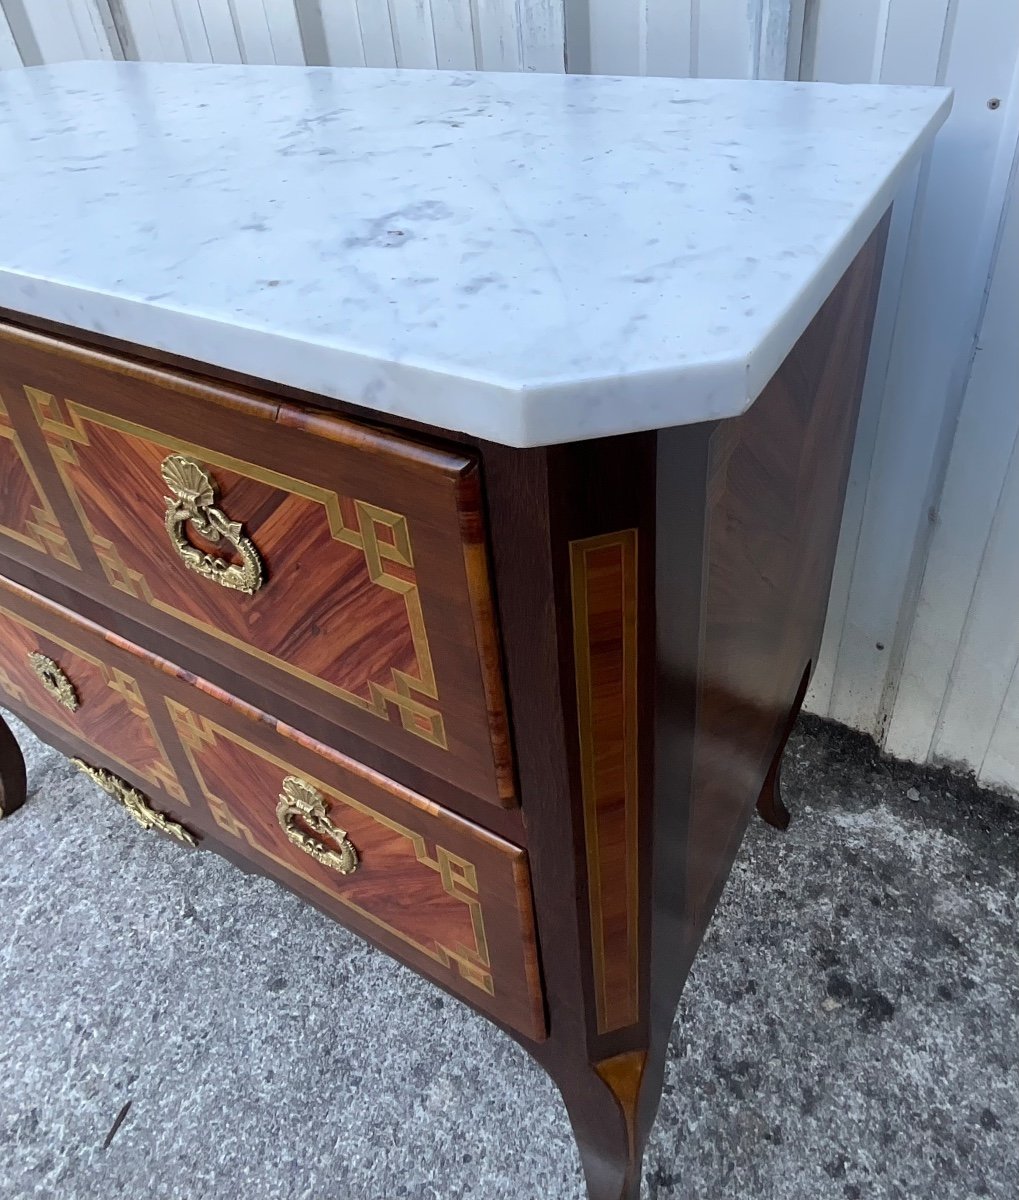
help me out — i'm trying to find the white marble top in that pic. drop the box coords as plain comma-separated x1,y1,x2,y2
0,62,950,447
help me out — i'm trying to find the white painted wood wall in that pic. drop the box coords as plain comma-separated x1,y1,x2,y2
2,1,1018,791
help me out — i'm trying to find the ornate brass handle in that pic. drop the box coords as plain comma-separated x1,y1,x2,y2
160,454,265,595
28,651,80,712
72,759,198,847
276,776,359,875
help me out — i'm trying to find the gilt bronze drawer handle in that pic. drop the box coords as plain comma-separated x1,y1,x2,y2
276,776,359,875
160,454,265,595
28,651,80,712
72,759,198,847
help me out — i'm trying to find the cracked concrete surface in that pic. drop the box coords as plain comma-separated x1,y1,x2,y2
1,711,1017,1200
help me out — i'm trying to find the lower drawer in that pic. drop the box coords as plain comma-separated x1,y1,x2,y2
0,574,545,1041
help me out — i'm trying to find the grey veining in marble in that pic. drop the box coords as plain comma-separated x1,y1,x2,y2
0,62,950,446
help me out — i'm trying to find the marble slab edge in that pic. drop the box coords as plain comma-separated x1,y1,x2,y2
0,90,952,450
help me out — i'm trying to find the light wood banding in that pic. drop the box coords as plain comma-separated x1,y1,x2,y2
570,529,641,1035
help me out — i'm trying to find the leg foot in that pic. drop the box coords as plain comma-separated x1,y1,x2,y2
755,662,810,831
0,712,27,819
555,1052,652,1200
756,761,791,830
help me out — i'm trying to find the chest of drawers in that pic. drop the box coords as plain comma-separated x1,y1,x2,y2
0,63,950,1199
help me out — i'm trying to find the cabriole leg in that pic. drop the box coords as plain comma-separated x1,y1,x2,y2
0,712,27,819
756,662,812,831
554,1049,659,1200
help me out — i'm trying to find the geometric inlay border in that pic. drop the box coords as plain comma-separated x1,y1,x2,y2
167,700,492,993
0,390,79,569
26,386,447,747
0,600,185,802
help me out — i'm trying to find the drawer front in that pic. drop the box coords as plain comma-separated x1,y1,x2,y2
161,689,543,1039
0,323,513,808
0,593,186,805
0,574,544,1041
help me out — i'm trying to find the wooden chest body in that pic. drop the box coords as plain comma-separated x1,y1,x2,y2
0,218,888,1200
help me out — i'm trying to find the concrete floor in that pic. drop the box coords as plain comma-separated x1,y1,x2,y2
1,709,1017,1200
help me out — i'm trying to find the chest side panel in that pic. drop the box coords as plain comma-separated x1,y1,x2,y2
685,218,890,933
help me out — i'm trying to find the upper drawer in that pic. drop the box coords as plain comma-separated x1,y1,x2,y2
0,323,513,808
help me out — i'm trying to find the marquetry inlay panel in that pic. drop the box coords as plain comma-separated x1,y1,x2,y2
570,529,641,1035
0,595,185,802
0,390,78,568
0,321,514,807
167,699,496,991
26,388,447,747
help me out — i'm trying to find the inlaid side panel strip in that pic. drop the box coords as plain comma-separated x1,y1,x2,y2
570,529,641,1034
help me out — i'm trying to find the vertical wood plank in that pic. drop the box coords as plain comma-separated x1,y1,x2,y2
230,0,275,62
474,0,522,70
756,0,793,80
9,0,116,62
166,0,228,61
562,0,589,72
0,4,23,67
298,0,365,67
784,0,806,78
262,0,306,63
927,429,1019,775
389,0,439,68
587,0,641,75
803,0,884,82
805,0,955,725
193,0,243,62
118,0,188,59
167,0,214,61
825,0,1019,740
884,152,1019,765
231,0,305,64
574,0,768,79
693,0,756,79
517,0,564,72
196,0,244,61
429,0,477,69
878,0,952,84
978,646,1019,795
355,1,397,66
644,0,692,78
68,0,119,58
